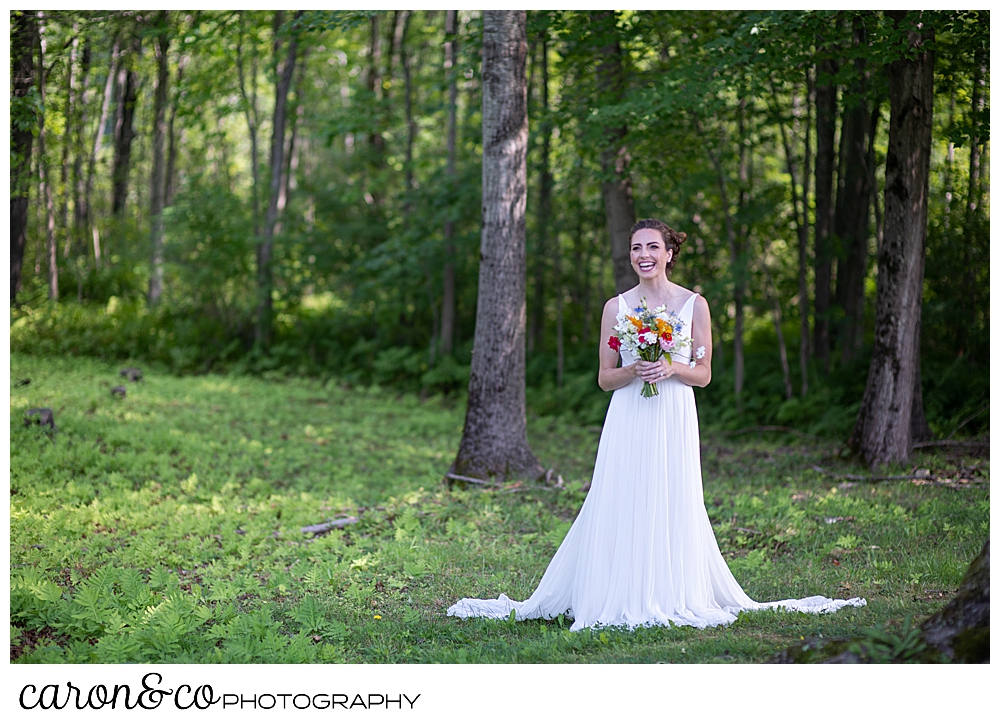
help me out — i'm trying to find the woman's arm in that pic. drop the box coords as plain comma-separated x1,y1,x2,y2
597,297,638,392
634,295,714,388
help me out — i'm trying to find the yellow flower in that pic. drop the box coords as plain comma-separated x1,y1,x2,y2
373,614,382,620
654,319,672,335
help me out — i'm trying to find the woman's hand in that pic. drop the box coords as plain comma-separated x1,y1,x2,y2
635,359,676,384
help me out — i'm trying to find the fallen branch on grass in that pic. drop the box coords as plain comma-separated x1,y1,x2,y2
300,516,359,535
444,472,495,487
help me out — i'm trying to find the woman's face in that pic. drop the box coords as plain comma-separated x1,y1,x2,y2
630,229,672,280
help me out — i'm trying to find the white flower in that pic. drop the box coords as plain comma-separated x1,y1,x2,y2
695,345,706,359
639,332,657,345
689,360,696,368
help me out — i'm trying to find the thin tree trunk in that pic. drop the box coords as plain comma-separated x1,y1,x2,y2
439,10,459,357
851,12,934,468
697,116,744,407
255,10,302,350
165,52,188,208
400,10,416,204
452,10,543,482
148,11,170,305
112,31,141,217
38,15,58,300
236,13,261,237
960,48,986,360
537,38,562,386
72,38,91,256
595,10,637,295
834,16,873,365
771,77,812,396
813,56,838,373
60,25,79,258
761,258,794,401
84,36,119,264
10,10,37,304
527,38,544,357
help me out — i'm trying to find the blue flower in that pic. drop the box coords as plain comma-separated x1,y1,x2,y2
634,307,643,313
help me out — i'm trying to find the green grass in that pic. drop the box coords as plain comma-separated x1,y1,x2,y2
10,353,989,663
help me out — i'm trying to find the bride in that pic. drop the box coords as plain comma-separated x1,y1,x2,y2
448,218,865,631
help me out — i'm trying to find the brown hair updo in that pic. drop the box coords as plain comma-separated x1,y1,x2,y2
629,218,687,273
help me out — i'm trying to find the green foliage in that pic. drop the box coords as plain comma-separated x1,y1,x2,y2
10,353,988,663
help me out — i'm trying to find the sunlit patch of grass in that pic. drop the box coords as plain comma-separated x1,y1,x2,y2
10,353,988,663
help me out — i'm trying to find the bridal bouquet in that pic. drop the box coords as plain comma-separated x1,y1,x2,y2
608,297,691,398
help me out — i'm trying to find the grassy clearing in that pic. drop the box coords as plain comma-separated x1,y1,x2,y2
10,353,989,663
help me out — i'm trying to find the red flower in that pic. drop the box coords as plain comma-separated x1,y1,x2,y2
665,333,673,343
608,336,621,352
638,327,651,335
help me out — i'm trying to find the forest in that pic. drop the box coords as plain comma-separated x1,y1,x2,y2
10,10,990,441
8,9,991,669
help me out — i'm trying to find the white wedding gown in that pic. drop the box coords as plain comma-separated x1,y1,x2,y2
448,292,866,631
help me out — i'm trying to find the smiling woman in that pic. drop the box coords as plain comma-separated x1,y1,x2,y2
448,218,866,630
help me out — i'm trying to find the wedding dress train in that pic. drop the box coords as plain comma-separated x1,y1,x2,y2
448,292,865,631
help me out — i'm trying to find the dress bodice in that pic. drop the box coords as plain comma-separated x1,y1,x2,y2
617,291,699,367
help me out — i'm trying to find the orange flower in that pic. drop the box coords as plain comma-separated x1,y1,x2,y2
654,318,673,335
626,315,643,330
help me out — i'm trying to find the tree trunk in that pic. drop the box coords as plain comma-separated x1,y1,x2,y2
10,10,37,305
255,10,302,350
400,10,416,202
835,16,874,365
72,38,91,257
84,36,119,264
595,11,637,295
771,78,811,397
38,15,58,300
439,10,459,358
761,260,793,401
850,12,933,468
537,38,563,386
701,127,744,407
452,10,543,482
165,50,188,208
813,57,838,373
236,13,261,237
148,11,170,305
60,26,79,258
960,48,986,361
833,15,877,364
112,31,141,217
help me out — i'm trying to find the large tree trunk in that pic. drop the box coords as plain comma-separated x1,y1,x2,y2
255,10,302,350
595,11,637,295
112,31,141,216
813,57,838,373
850,12,933,468
439,10,459,357
835,17,874,366
148,11,170,305
452,10,543,482
10,10,37,305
